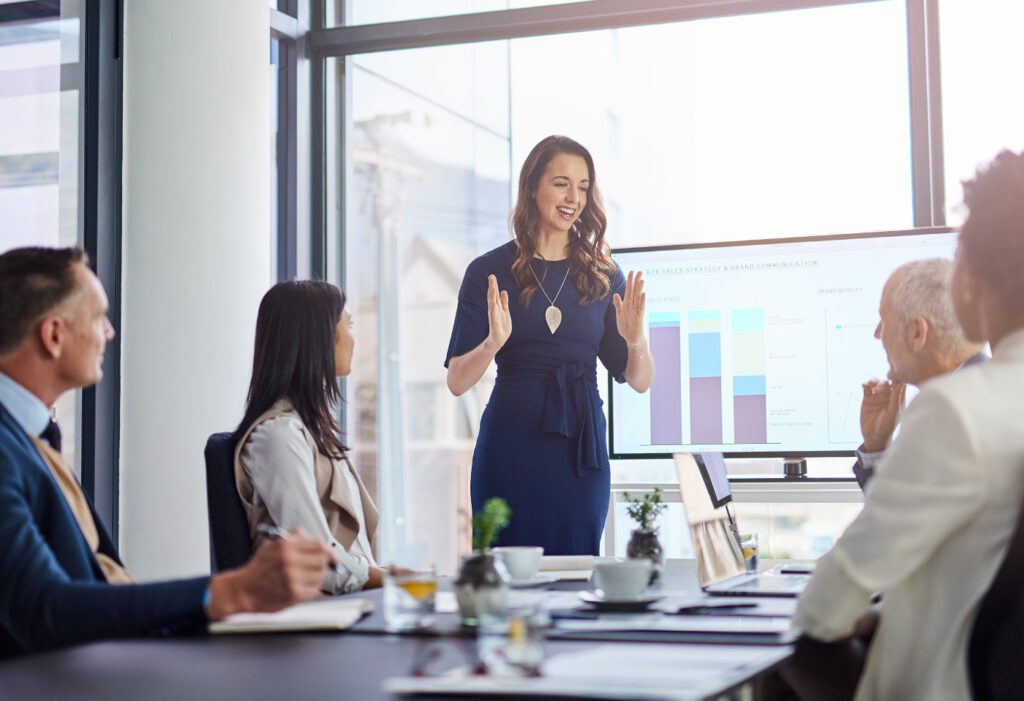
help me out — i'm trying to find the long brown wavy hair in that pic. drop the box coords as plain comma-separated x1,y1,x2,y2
510,135,615,307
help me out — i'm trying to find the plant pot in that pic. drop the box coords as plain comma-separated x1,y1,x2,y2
626,528,665,584
454,551,509,626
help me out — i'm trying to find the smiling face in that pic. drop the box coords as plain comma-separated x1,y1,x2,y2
532,152,590,243
333,308,354,377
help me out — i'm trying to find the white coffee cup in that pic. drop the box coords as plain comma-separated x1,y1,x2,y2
592,560,652,601
493,546,544,582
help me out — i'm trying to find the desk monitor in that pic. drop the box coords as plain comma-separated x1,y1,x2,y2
610,227,958,458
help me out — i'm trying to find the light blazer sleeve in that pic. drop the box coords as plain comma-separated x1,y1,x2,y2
793,386,986,640
239,416,369,594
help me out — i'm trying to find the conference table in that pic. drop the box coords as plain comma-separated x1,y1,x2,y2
0,561,796,701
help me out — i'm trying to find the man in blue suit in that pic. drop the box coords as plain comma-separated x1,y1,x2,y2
853,257,987,489
0,247,336,657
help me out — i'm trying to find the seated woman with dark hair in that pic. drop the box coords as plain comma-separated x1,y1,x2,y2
233,280,385,593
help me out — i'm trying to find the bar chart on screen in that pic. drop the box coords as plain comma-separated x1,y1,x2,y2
611,229,959,456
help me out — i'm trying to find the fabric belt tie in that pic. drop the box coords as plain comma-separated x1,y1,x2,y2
541,362,601,477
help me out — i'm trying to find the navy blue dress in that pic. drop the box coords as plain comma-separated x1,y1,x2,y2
445,241,628,555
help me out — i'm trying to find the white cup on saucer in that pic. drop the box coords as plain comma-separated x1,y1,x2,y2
592,560,652,601
494,546,544,582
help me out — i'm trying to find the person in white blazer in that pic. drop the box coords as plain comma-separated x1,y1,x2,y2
786,149,1024,701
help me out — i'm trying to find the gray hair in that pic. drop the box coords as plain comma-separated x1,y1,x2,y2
886,258,982,359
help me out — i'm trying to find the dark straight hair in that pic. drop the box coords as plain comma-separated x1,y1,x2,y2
234,280,348,458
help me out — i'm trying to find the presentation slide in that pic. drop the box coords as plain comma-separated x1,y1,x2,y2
610,230,958,456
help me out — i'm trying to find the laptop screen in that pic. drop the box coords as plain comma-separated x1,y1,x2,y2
694,452,732,508
674,453,746,587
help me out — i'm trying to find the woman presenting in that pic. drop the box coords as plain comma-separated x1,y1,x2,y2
445,135,654,555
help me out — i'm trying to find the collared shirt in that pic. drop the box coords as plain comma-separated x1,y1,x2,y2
0,371,51,441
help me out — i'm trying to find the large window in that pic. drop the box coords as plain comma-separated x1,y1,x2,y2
314,0,1021,568
327,0,917,571
0,0,83,474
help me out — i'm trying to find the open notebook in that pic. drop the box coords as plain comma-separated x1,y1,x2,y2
209,597,373,634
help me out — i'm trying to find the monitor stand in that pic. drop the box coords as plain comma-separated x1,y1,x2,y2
783,458,808,479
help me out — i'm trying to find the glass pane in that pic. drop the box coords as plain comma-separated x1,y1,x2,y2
939,0,1024,225
729,502,861,559
611,500,862,559
611,501,694,558
511,1,911,246
337,43,511,574
0,1,83,475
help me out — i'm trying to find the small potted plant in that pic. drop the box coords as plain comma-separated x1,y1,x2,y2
454,497,512,626
624,487,667,583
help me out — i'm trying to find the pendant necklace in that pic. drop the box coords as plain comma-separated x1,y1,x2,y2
528,259,571,334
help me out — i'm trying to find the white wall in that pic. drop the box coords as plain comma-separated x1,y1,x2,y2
120,1,270,578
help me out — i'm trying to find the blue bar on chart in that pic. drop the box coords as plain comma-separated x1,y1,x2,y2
648,312,682,445
688,310,722,444
732,308,767,443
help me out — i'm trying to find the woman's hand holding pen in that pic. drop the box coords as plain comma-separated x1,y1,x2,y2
205,527,337,620
613,270,646,345
486,274,512,351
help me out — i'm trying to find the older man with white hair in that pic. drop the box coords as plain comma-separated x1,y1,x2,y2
853,257,986,489
783,149,1024,700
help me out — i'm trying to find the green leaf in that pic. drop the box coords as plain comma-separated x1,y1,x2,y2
471,497,512,551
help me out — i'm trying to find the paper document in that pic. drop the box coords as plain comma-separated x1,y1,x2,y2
386,643,791,700
209,597,372,634
554,614,792,635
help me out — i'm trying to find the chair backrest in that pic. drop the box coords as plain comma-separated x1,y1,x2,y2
967,482,1024,701
204,432,252,573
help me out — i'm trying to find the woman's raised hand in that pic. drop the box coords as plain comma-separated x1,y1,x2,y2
486,274,512,350
613,270,646,345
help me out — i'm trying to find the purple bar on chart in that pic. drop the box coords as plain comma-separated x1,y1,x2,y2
649,319,682,444
734,394,767,443
689,377,723,443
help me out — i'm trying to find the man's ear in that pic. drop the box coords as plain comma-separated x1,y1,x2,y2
36,315,65,361
908,316,929,353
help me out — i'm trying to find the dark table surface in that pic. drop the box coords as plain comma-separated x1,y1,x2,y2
0,561,793,701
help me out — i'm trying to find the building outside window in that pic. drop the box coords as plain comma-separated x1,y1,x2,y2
0,0,84,476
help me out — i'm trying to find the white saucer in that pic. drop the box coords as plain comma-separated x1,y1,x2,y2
578,590,662,612
508,573,558,589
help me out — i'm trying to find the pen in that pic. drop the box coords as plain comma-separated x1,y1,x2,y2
257,523,340,573
672,602,759,615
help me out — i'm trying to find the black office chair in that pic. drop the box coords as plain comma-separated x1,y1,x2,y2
967,483,1024,701
204,432,252,573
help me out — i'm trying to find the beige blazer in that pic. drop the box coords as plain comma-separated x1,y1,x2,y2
234,399,379,553
794,327,1024,700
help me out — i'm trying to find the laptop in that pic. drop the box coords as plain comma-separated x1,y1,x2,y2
675,453,810,598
